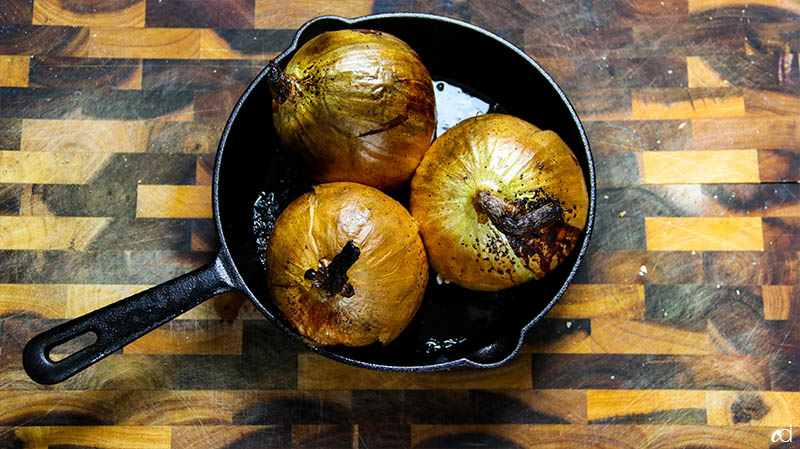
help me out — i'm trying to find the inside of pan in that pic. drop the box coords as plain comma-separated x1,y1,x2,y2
215,15,594,369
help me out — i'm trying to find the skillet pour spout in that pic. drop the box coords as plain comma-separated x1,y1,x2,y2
23,13,595,384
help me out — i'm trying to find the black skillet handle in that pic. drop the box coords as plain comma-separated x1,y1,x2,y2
23,256,236,385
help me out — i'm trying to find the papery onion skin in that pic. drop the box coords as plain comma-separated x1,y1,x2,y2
266,182,428,347
270,29,436,191
410,114,589,292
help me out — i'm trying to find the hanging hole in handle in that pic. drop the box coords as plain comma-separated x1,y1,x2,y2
48,331,98,362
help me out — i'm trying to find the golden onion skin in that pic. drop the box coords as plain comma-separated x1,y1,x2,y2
266,182,428,347
270,30,436,191
410,114,589,291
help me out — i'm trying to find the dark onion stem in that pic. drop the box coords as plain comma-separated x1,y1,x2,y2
266,60,297,104
304,240,361,298
473,190,563,237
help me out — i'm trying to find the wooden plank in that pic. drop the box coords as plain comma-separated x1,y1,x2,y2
116,390,233,425
567,88,633,121
642,425,770,449
762,285,797,320
123,320,243,355
574,250,704,285
522,318,593,354
146,0,253,28
702,251,798,285
548,284,645,319
0,150,113,184
254,0,373,28
470,390,588,424
645,217,764,251
410,424,646,449
33,0,145,27
538,56,687,90
707,391,800,426
744,88,800,117
28,56,141,90
297,353,532,390
587,390,707,424
584,119,692,153
136,185,212,218
763,218,800,252
199,29,276,60
687,56,732,88
632,88,746,120
759,150,800,183
0,55,28,87
688,0,800,16
642,150,760,184
12,425,171,449
232,390,352,425
591,319,715,355
0,283,66,318
172,425,289,449
87,28,202,59
0,216,110,250
693,117,800,150
0,25,88,57
21,119,150,153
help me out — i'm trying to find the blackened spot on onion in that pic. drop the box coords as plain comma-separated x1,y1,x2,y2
305,240,361,298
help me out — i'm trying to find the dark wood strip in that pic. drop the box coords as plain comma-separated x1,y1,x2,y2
0,25,88,56
531,354,770,390
704,250,798,285
692,4,800,23
584,120,692,153
0,0,33,24
760,149,800,182
87,218,191,251
645,285,763,331
744,22,800,55
591,213,646,251
146,122,221,154
524,318,591,350
632,22,747,56
694,117,800,150
0,87,81,119
351,390,471,425
573,251,703,285
0,250,210,284
146,0,254,28
355,424,408,449
770,354,800,391
142,59,264,92
470,390,587,424
90,153,197,184
411,424,647,448
81,88,195,120
0,119,21,149
233,390,351,425
567,88,633,121
194,90,241,125
709,312,800,356
28,56,140,90
763,217,800,252
594,152,641,187
0,185,20,216
213,28,296,54
539,57,688,90
524,26,634,58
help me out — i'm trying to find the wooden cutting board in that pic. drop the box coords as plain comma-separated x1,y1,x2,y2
0,0,798,448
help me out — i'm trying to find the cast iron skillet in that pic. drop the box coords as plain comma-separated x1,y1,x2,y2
23,13,596,384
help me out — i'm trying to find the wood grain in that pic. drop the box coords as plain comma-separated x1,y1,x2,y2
9,425,172,449
645,217,764,251
549,284,645,319
642,150,760,184
707,391,800,426
0,55,29,87
0,216,110,250
632,88,746,120
587,390,707,424
33,0,145,27
124,320,243,355
136,185,212,218
254,0,373,28
21,118,150,153
590,319,715,355
762,285,798,320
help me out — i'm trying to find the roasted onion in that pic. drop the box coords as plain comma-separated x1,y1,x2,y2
410,114,589,291
267,29,436,191
266,182,428,346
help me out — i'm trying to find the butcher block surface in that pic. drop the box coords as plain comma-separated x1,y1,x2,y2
0,0,799,448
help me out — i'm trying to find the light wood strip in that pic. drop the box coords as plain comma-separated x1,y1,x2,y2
549,284,645,319
632,90,745,120
591,319,715,355
21,119,150,153
587,390,707,422
0,216,110,250
117,391,233,425
0,55,29,87
87,28,201,59
123,320,243,355
0,284,67,318
707,391,800,426
642,425,771,449
66,284,151,318
136,185,212,218
642,150,760,184
12,426,171,449
689,0,800,16
254,0,374,28
686,56,731,88
0,151,113,184
33,0,146,27
172,425,285,449
762,285,795,320
645,217,764,251
199,30,276,60
298,353,532,390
